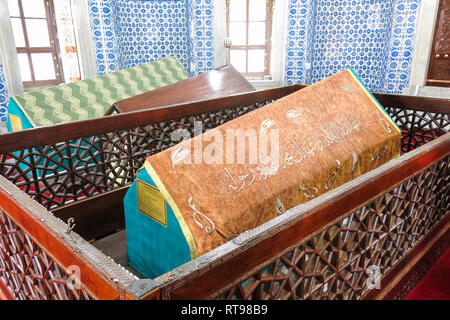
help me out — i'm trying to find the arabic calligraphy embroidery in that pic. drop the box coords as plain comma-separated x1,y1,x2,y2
188,196,215,235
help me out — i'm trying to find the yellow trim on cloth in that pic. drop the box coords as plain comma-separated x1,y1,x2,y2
143,161,198,260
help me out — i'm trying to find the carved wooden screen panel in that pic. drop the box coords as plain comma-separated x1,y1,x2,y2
0,94,448,301
0,100,273,210
386,106,450,153
212,155,449,300
427,0,450,87
0,99,447,211
0,209,92,300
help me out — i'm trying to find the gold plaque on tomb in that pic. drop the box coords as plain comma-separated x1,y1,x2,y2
137,179,167,227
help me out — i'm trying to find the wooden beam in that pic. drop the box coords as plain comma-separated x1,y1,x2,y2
107,65,255,115
51,186,129,241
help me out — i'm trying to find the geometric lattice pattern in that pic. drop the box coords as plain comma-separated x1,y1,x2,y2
0,101,447,210
214,156,449,300
387,106,450,153
0,210,92,300
0,100,273,210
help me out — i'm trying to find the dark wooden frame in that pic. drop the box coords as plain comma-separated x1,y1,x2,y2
10,0,64,89
426,0,450,87
226,0,274,79
0,87,448,300
105,65,255,115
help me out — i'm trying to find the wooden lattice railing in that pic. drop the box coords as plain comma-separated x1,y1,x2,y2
153,133,449,300
214,155,449,299
0,89,292,211
0,87,448,300
0,88,448,212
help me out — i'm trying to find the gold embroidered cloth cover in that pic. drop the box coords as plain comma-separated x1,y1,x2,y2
144,69,401,259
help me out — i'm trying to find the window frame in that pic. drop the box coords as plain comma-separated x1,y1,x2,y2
226,0,274,79
426,0,450,87
405,0,450,98
11,0,64,89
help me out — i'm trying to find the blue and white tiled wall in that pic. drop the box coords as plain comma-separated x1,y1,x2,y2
285,0,316,86
0,55,9,125
112,0,190,71
285,0,422,94
0,0,424,124
187,0,215,75
88,0,215,76
310,0,396,91
383,0,421,93
95,0,421,92
88,0,118,75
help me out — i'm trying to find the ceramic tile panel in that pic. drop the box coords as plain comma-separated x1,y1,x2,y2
0,57,8,125
285,0,316,86
383,0,421,94
285,0,421,94
112,0,190,71
88,0,118,75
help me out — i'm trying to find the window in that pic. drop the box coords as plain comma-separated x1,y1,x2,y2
8,0,81,90
53,0,82,83
426,0,450,87
226,0,274,80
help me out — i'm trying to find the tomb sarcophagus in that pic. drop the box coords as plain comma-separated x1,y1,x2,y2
124,69,402,278
4,60,255,186
0,76,448,300
7,56,189,131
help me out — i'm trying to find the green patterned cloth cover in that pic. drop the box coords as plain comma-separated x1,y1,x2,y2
7,56,188,130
